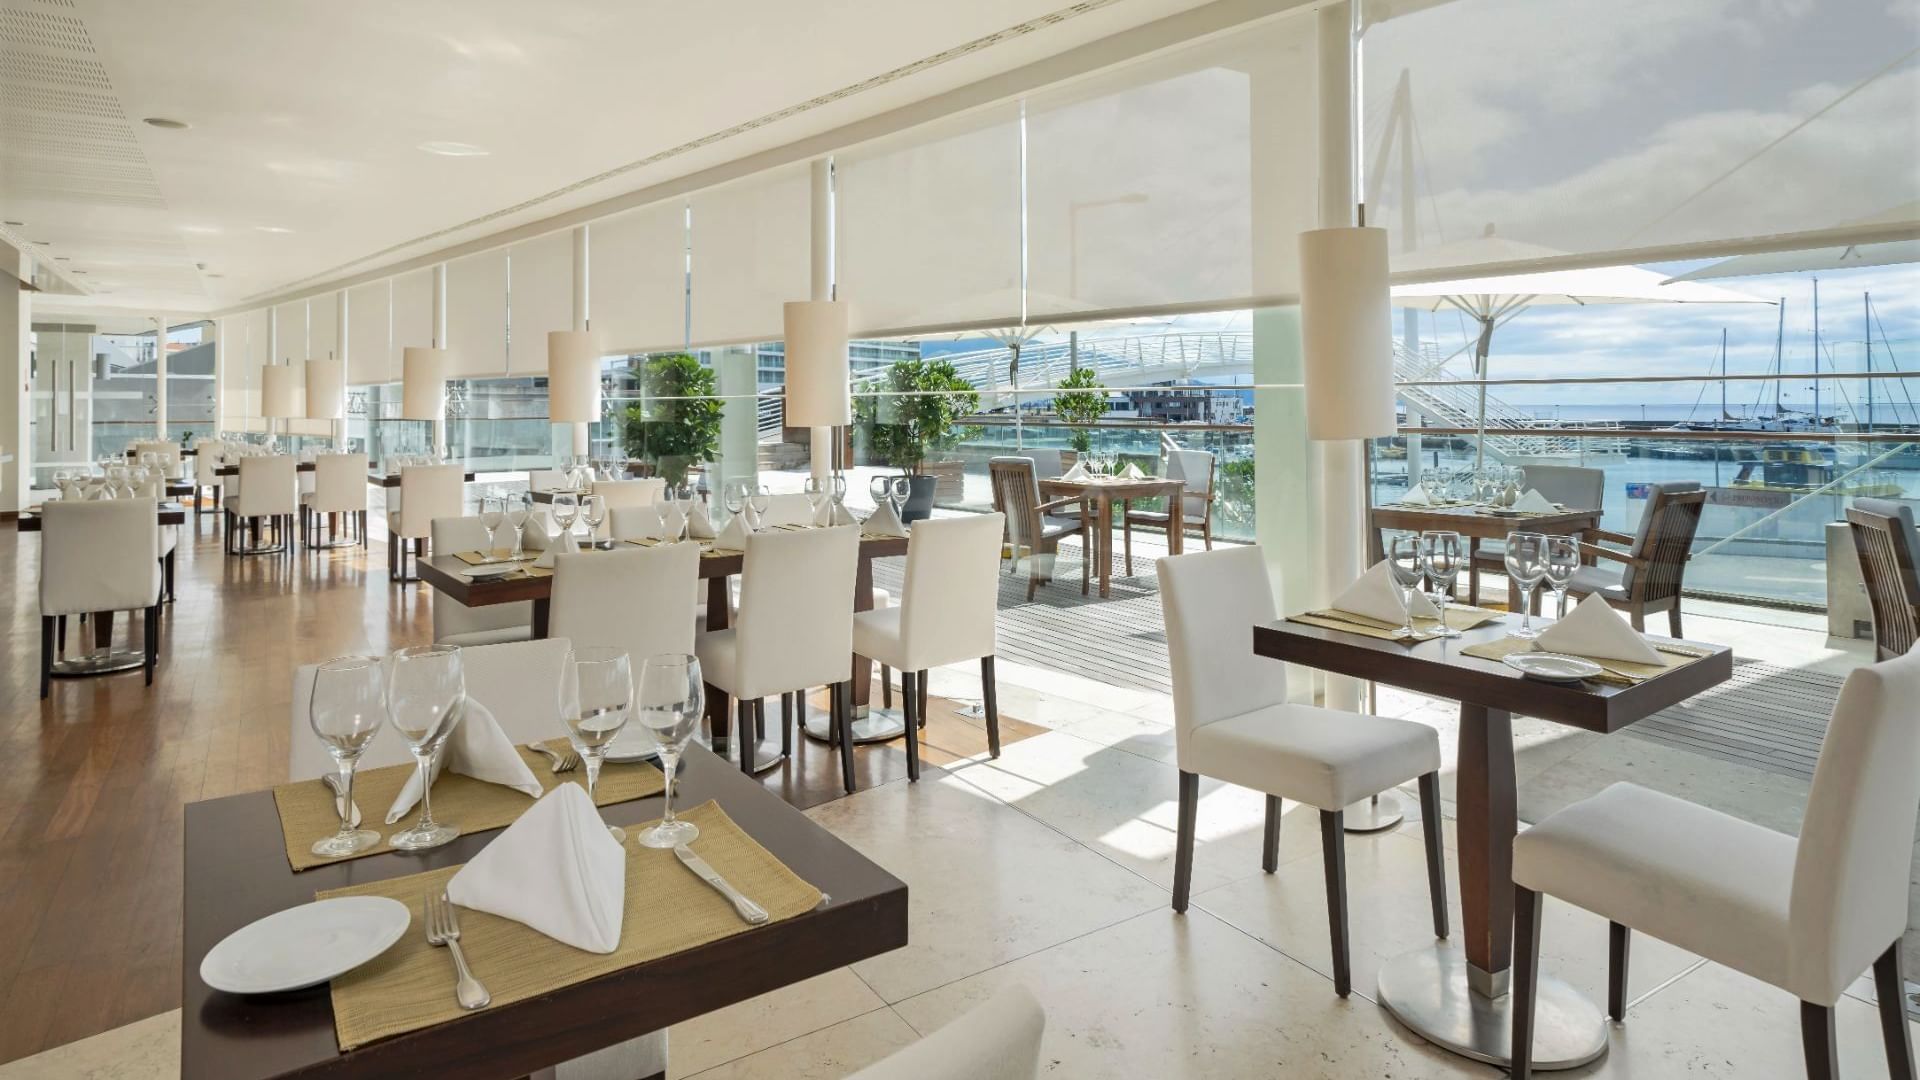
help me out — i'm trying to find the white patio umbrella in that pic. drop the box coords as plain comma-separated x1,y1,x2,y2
1662,203,1920,282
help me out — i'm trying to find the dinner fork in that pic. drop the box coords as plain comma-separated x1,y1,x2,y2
526,742,580,773
426,892,490,1010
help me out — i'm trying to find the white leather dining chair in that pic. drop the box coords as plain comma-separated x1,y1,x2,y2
844,985,1046,1080
853,513,1005,781
38,499,163,698
303,453,368,549
229,454,297,556
194,438,225,515
1156,545,1449,998
1509,650,1920,1080
426,515,538,647
609,505,666,541
527,469,568,493
696,525,860,786
548,543,702,669
387,464,465,583
756,492,815,527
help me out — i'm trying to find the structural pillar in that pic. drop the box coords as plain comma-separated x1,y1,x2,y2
0,243,28,512
431,264,448,457
152,312,168,439
807,157,834,482
570,225,591,457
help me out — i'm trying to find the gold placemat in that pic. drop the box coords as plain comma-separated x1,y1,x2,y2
450,549,536,566
318,800,821,1051
273,740,663,871
1288,605,1505,641
629,537,734,559
1460,635,1708,686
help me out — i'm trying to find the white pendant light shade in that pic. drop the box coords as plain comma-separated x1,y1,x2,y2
401,346,450,421
304,357,346,420
261,362,302,420
782,300,850,427
1299,226,1397,441
546,330,602,424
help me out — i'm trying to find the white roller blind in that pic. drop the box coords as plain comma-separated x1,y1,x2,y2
308,291,339,362
445,250,508,377
346,280,392,385
688,163,811,347
508,231,575,373
837,105,1021,336
589,201,687,354
392,267,436,352
271,300,306,364
221,308,269,422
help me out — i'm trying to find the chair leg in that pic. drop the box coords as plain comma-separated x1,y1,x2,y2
780,693,794,758
1172,770,1198,913
1419,772,1449,940
1801,1001,1839,1080
1668,603,1684,639
834,681,857,795
40,615,54,700
917,670,928,727
1875,940,1915,1080
737,700,755,776
1202,516,1212,550
1629,607,1645,633
1609,921,1631,1021
901,671,921,782
881,666,892,709
1320,809,1351,997
57,614,66,654
753,697,766,743
981,655,1000,758
144,605,158,685
1512,885,1544,1080
1123,516,1133,577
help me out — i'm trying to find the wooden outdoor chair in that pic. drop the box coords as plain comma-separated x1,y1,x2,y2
1565,482,1705,636
1123,448,1216,575
1846,499,1920,661
988,456,1091,601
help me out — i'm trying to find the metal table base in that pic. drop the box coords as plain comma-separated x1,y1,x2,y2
803,707,907,746
1343,791,1405,833
52,649,147,677
1376,945,1608,1070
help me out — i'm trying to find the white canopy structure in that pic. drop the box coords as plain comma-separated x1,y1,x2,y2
1664,203,1920,282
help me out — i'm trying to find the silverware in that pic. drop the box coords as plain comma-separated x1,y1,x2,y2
320,772,361,828
527,742,580,773
426,892,491,1010
674,844,769,925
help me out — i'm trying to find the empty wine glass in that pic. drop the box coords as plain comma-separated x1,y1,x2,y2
1504,532,1549,639
1510,466,1529,494
308,656,385,858
803,476,828,518
1544,535,1580,619
478,494,505,560
724,478,750,520
889,476,911,518
748,484,770,523
1387,535,1427,640
635,653,704,849
657,487,688,543
506,491,532,559
867,475,891,511
551,492,579,545
581,494,607,549
1422,530,1464,637
385,645,465,851
561,646,633,844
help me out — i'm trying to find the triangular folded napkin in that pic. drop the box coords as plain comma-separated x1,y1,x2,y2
385,701,541,824
714,511,754,552
864,500,909,538
1514,488,1558,514
811,496,834,527
1400,483,1434,506
1535,593,1663,665
684,500,715,539
1331,560,1442,624
1121,462,1145,480
532,527,579,569
446,784,626,953
828,499,858,527
1061,461,1090,482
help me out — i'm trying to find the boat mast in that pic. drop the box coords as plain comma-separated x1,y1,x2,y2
1812,275,1821,424
1773,299,1785,418
1865,291,1874,432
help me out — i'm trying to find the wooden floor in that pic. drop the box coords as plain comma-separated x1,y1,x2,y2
1622,658,1842,781
0,511,1036,1065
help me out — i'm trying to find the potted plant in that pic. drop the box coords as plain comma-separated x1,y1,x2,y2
855,358,980,520
618,353,722,488
1053,367,1107,454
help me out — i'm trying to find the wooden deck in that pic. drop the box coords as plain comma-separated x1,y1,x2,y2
1622,659,1841,782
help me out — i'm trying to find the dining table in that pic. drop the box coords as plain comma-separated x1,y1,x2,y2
1252,614,1731,1070
1038,475,1185,598
1369,501,1604,609
179,744,908,1080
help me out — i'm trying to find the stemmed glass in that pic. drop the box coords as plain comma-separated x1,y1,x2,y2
725,478,750,522
478,494,505,560
889,476,911,519
867,475,891,513
1544,535,1580,619
748,484,770,525
386,645,465,851
1421,530,1463,637
1387,535,1427,640
803,476,829,520
656,487,688,543
1510,466,1529,495
551,492,579,548
635,653,705,849
581,494,607,549
506,491,532,559
560,646,634,844
308,656,385,858
1504,532,1549,639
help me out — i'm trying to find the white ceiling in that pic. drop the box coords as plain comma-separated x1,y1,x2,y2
3,0,1223,317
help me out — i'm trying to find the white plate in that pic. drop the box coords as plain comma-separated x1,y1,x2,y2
602,727,661,763
1502,652,1603,683
461,562,518,579
200,897,410,995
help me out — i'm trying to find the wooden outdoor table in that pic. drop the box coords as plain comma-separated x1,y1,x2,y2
1039,476,1184,597
178,745,908,1080
1252,615,1731,1069
1369,503,1603,609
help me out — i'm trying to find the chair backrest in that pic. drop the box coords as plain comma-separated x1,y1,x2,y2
1155,545,1289,760
196,446,224,485
135,441,183,476
430,516,534,640
1018,448,1065,479
398,464,466,537
38,499,162,616
1522,464,1605,512
844,985,1045,1080
609,505,666,541
1622,481,1704,600
594,478,664,509
898,513,1005,670
1788,649,1920,1003
1165,448,1215,519
528,469,567,493
1847,499,1920,661
237,454,298,516
757,492,815,528
311,453,368,514
735,525,859,695
288,637,575,781
989,457,1045,550
548,544,701,668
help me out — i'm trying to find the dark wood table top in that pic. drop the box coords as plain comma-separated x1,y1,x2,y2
16,501,188,531
180,745,908,1080
1253,615,1732,734
1370,503,1601,539
367,470,477,488
127,446,199,457
215,461,315,477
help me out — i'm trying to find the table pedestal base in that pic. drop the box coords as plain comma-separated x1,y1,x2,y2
739,735,787,776
52,649,147,677
1377,945,1608,1070
803,708,906,745
1342,791,1405,833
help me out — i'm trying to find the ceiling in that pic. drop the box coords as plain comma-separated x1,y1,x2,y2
2,0,1224,318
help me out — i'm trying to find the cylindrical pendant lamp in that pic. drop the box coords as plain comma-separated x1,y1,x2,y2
1300,226,1396,441
783,300,850,427
547,331,601,424
261,362,302,420
401,346,450,421
304,357,345,420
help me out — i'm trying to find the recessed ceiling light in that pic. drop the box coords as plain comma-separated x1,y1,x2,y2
255,225,293,234
178,224,221,235
54,256,69,261
417,140,489,157
207,272,225,278
143,117,190,129
2,220,22,227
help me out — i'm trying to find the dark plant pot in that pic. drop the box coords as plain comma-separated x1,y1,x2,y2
899,474,938,523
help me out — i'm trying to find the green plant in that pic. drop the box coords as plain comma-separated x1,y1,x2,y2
855,359,981,474
1053,367,1107,454
618,353,722,486
1217,457,1255,524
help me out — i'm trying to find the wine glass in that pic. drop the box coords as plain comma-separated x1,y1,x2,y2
803,476,828,519
385,645,465,851
867,475,890,512
635,653,704,849
657,487,688,543
560,646,633,844
1544,535,1580,619
478,494,505,561
889,476,911,518
581,494,607,549
1510,466,1529,495
1421,530,1463,637
1387,535,1427,640
506,491,532,559
748,484,770,524
724,478,750,521
1504,532,1549,639
551,492,579,546
308,657,385,857
51,468,71,499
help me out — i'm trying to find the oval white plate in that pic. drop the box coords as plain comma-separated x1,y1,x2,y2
602,727,661,764
200,897,410,995
461,562,518,579
1502,652,1603,683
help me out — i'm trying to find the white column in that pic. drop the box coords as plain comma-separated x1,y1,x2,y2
0,243,27,511
807,157,834,483
152,312,168,439
334,293,349,447
431,264,448,457
570,225,590,457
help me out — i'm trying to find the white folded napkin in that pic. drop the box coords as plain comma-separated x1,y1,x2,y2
1400,483,1434,506
1535,593,1663,665
742,503,763,530
385,701,541,824
684,500,715,539
1121,462,1145,480
532,527,580,569
714,511,753,552
828,499,858,527
1330,560,1442,624
446,784,626,953
864,499,909,538
1514,488,1558,514
811,496,834,527
1062,461,1090,482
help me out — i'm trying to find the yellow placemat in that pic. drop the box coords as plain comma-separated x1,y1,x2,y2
1288,605,1505,641
318,800,821,1051
273,740,662,871
1459,635,1709,686
629,537,734,559
450,549,535,566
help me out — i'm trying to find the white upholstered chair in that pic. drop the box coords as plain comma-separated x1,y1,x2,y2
38,499,163,698
1156,545,1448,997
587,479,664,542
845,985,1046,1080
696,525,860,786
852,513,1005,781
387,464,465,582
303,453,368,548
756,492,815,527
427,515,537,647
609,505,666,541
1509,650,1920,1080
548,543,701,668
228,454,297,556
194,439,226,515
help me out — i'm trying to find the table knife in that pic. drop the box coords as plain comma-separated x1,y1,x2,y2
320,772,361,828
673,845,769,924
